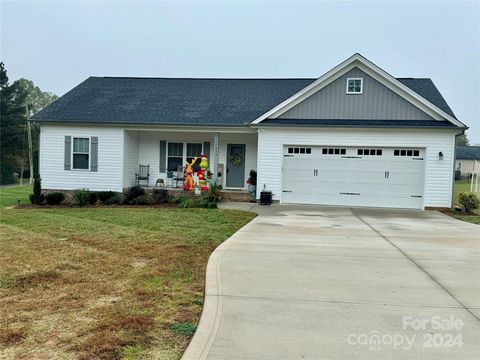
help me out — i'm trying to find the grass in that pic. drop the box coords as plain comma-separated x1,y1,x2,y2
0,187,256,359
0,185,32,208
445,179,480,225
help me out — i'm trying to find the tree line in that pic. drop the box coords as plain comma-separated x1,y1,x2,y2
0,62,58,184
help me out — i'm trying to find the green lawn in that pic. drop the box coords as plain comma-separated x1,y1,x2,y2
0,185,32,208
453,179,475,205
0,187,256,359
448,179,480,225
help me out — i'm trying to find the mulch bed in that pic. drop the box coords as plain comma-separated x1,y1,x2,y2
16,203,179,209
437,208,477,217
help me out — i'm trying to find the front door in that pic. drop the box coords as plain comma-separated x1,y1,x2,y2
226,144,246,188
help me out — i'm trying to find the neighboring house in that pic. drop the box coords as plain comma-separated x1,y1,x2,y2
456,146,480,178
31,54,466,209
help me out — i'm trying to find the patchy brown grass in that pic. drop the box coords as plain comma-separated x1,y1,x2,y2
0,207,255,359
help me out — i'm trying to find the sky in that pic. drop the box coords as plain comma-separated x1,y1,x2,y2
1,0,479,143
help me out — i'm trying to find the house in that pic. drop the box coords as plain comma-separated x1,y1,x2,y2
456,146,480,178
31,54,466,209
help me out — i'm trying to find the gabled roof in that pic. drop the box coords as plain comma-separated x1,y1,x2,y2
252,53,464,128
31,77,315,126
456,146,480,160
31,54,463,128
396,78,456,119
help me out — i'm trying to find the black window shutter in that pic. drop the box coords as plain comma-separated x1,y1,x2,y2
159,140,166,172
64,136,71,170
90,136,98,172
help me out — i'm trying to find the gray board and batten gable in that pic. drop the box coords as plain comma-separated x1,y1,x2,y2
277,67,436,121
31,73,458,127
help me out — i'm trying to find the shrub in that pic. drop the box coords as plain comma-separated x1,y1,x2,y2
104,193,124,205
152,188,169,204
124,185,145,203
45,192,65,205
459,192,480,213
247,170,257,186
29,175,45,205
198,182,223,209
73,189,91,206
133,195,152,205
176,194,197,208
88,192,98,205
97,191,116,204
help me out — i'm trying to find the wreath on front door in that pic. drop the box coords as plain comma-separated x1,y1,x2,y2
230,154,243,167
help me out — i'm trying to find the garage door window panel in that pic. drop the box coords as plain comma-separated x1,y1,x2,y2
323,148,346,155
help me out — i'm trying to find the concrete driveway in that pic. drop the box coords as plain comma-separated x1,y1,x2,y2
182,205,480,360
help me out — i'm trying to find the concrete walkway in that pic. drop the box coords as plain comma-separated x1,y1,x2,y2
183,204,480,360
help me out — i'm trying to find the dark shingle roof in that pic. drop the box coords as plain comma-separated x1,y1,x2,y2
259,119,457,128
456,146,480,160
31,77,315,126
32,76,458,126
396,78,456,119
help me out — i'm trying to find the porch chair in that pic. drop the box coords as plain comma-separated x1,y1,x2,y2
174,165,185,188
135,164,150,187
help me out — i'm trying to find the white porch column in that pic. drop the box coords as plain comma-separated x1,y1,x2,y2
213,132,220,180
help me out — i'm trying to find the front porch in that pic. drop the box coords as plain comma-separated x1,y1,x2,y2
122,127,258,193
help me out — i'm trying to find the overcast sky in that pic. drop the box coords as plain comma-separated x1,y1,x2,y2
1,1,479,143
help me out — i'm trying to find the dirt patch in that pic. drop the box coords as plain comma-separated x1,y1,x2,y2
0,207,256,359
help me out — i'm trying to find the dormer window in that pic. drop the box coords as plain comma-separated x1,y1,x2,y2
346,78,363,94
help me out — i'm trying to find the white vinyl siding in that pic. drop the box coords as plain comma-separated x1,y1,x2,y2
39,125,124,191
257,127,457,208
123,130,139,187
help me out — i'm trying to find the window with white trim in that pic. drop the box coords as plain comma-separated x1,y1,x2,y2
346,78,363,94
72,137,90,170
167,142,183,171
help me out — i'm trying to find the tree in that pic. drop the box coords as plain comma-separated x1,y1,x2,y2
11,78,58,178
0,62,27,184
12,78,58,115
456,133,470,146
0,63,58,184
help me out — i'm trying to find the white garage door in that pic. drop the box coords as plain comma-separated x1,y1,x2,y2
282,146,425,209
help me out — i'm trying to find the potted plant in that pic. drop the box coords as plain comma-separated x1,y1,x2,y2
246,170,257,202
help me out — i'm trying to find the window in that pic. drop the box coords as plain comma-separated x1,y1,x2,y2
167,142,183,171
72,137,90,169
186,143,202,164
287,147,311,155
357,148,382,156
346,78,363,94
322,148,346,155
394,149,421,157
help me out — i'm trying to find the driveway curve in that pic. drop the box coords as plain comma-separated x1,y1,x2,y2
182,205,480,360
